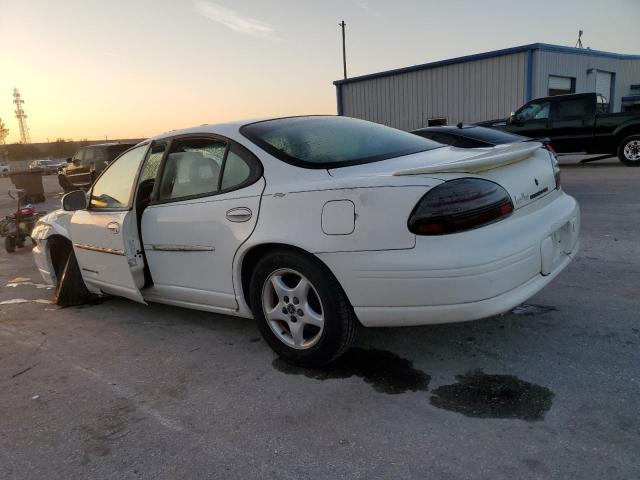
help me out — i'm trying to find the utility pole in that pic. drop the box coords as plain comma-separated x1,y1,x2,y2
339,20,347,79
13,88,30,144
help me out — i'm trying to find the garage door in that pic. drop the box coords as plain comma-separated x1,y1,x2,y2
595,71,613,102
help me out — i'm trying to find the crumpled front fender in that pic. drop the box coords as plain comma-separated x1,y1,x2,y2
31,209,73,241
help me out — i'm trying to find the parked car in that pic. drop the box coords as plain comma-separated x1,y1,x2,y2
32,116,579,365
476,92,640,166
29,159,66,175
0,163,10,177
58,143,136,191
412,124,529,148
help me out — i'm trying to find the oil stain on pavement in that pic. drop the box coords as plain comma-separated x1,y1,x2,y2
272,348,431,394
429,370,554,421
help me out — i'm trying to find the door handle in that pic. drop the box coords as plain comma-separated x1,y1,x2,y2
225,207,252,223
106,222,120,234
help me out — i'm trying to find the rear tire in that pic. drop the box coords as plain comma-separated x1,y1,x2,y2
618,134,640,166
249,250,358,366
54,248,93,307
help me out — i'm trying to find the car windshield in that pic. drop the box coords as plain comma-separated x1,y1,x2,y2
241,116,442,168
457,127,526,144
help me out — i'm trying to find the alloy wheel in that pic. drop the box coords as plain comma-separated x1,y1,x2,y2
624,140,640,162
261,268,325,350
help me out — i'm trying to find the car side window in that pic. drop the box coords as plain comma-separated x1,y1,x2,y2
221,146,255,190
82,148,95,167
90,145,148,210
517,101,550,122
554,98,587,119
93,148,108,164
72,149,85,163
158,138,226,201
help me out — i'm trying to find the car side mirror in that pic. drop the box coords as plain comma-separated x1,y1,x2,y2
507,113,522,126
62,190,87,211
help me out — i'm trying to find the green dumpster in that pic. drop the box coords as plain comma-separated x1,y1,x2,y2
8,170,45,203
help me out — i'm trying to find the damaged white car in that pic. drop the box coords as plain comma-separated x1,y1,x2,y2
32,116,580,365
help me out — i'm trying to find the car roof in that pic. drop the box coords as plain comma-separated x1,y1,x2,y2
146,116,353,143
147,118,272,142
83,142,137,149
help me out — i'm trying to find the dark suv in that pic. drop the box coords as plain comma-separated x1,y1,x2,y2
58,143,136,191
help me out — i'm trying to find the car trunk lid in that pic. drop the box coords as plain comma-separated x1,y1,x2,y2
329,142,557,210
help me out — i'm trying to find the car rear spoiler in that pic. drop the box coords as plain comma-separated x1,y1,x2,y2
393,141,543,175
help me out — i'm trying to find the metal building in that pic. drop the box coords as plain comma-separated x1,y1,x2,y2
334,43,640,131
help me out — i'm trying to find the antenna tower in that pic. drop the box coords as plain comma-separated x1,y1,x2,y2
13,88,30,144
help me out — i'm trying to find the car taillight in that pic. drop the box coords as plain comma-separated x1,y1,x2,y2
408,178,514,235
545,144,561,189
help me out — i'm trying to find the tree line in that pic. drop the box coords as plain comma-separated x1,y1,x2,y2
0,138,92,162
1,137,142,163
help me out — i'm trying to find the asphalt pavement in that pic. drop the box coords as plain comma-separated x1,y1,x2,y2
0,157,638,479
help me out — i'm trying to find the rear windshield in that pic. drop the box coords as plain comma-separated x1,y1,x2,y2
241,116,442,168
457,127,526,144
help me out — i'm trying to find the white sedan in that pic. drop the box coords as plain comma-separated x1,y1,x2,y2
32,116,580,365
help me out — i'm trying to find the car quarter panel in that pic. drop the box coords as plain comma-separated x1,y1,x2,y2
254,185,431,253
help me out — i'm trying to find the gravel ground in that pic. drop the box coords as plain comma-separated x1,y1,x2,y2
0,157,638,480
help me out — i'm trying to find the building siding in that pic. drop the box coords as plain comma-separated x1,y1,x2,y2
337,44,640,130
533,50,640,111
340,52,529,130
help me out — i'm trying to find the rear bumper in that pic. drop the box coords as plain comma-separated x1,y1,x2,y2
318,189,580,327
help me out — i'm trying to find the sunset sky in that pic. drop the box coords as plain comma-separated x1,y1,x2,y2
1,0,639,143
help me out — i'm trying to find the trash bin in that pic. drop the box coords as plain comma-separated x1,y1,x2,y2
8,170,45,203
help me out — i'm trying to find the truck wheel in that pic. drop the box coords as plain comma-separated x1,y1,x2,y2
618,135,640,166
249,250,358,366
55,250,93,307
4,237,16,253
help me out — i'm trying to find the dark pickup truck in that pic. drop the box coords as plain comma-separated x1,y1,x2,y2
477,92,640,166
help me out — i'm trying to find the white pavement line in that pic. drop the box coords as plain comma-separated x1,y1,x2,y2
5,281,53,289
0,324,184,433
0,298,53,305
71,364,185,433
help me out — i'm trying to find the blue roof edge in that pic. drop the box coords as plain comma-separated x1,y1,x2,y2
333,43,640,86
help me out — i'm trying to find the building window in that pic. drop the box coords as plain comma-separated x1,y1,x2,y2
548,75,575,96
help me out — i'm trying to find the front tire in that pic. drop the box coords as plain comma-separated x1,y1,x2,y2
618,134,640,166
249,250,358,366
54,248,92,307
